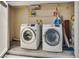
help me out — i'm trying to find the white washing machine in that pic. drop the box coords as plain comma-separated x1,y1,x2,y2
20,24,40,49
42,24,63,52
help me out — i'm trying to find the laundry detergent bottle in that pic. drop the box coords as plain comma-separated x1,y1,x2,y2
52,17,61,27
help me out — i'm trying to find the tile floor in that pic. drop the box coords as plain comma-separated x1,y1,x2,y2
4,54,33,58
5,40,75,58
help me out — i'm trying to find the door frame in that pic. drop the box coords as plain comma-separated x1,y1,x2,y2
74,2,79,57
0,1,9,57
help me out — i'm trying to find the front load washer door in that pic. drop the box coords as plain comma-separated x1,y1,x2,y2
21,27,36,44
45,29,60,46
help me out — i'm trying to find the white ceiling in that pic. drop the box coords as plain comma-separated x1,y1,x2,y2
7,1,71,6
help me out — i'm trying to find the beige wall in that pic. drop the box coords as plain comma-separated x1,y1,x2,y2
10,2,74,40
10,6,29,40
9,6,15,40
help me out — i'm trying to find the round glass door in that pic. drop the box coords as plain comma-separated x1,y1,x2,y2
45,29,60,46
23,30,32,41
22,28,36,43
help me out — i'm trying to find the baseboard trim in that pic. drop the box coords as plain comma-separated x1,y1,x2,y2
13,38,20,41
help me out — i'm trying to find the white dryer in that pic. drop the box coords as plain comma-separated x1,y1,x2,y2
42,24,63,52
20,24,40,49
